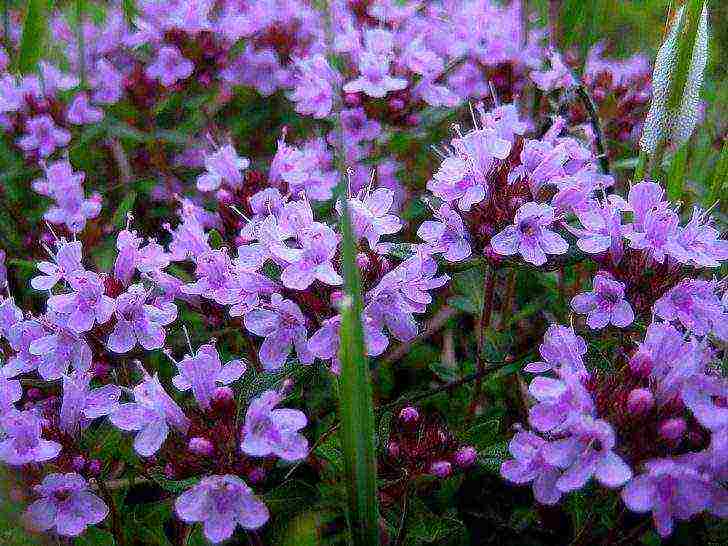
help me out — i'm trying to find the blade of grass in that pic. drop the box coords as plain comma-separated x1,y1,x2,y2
337,177,380,546
17,0,49,75
75,0,86,87
667,143,689,201
707,140,728,208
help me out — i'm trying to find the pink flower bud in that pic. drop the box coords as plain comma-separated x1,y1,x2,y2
164,463,176,479
454,446,477,468
344,93,361,107
387,441,400,459
330,290,345,307
213,386,234,404
629,351,652,378
247,467,266,484
355,253,370,271
188,437,215,457
405,114,420,126
72,455,86,472
388,98,405,111
26,388,43,401
399,406,419,424
429,461,452,478
88,459,102,475
626,388,654,416
659,418,686,442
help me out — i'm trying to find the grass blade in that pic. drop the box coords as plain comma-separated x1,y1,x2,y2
707,140,728,208
17,0,49,75
337,179,380,546
667,144,689,201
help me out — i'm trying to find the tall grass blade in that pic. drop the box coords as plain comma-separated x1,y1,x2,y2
707,140,728,208
17,0,49,75
667,144,688,201
75,0,86,86
337,178,380,546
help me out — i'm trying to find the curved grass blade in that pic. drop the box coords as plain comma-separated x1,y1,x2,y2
17,0,49,75
337,178,380,546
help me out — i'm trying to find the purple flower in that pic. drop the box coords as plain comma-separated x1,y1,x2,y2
90,59,124,104
340,107,381,144
344,51,407,98
113,229,170,285
47,271,115,333
531,52,575,92
0,371,22,410
59,372,121,435
269,136,337,201
544,416,632,492
165,201,211,261
17,115,71,158
654,279,724,338
0,296,23,339
491,202,569,266
680,373,728,432
621,459,713,538
666,207,728,268
66,93,104,125
527,374,595,433
244,294,313,370
175,475,269,543
110,372,190,457
240,390,308,461
572,272,634,329
29,313,93,380
0,410,62,465
501,431,563,505
196,144,249,192
24,473,108,537
274,224,343,291
342,187,403,249
3,319,45,377
524,324,588,377
107,284,177,353
30,239,85,291
172,343,246,411
308,314,388,373
569,201,624,265
417,203,471,262
288,54,339,119
146,45,194,87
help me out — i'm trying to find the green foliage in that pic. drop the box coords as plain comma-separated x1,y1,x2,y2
17,0,49,74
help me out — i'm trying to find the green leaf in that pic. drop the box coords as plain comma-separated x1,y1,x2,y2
708,139,728,206
337,173,379,545
112,190,137,228
667,143,689,201
74,528,116,546
17,0,49,74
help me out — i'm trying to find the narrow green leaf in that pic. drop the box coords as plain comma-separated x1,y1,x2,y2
667,144,689,201
112,190,137,228
707,140,728,207
75,0,87,86
17,0,49,75
337,179,379,546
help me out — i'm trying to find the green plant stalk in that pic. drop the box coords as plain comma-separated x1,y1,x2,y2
2,0,10,52
76,0,86,87
634,150,648,182
17,0,49,75
337,175,379,546
708,140,728,207
667,143,689,201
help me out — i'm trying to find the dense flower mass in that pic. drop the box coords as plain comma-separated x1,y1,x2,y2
0,0,724,544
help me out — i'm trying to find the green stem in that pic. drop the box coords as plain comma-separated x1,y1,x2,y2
75,0,86,87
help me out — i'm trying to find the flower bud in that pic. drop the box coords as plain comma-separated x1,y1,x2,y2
91,360,111,380
388,98,405,111
629,350,653,378
429,461,452,478
399,406,419,424
405,114,420,126
344,93,361,107
330,290,345,307
71,455,86,472
626,388,654,416
355,253,370,271
387,441,400,459
454,446,477,468
164,463,176,479
87,459,102,475
213,386,234,405
26,388,43,401
188,437,215,457
247,467,266,484
659,417,687,442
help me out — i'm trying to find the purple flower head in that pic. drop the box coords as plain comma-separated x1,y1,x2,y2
17,115,71,158
625,207,679,264
569,201,624,265
166,201,212,261
417,203,471,262
680,373,728,432
308,313,388,373
490,202,569,266
29,313,93,380
196,144,250,192
344,50,407,98
341,186,403,249
31,239,85,292
146,45,194,87
0,74,23,113
430,460,452,478
654,279,724,338
240,390,308,461
24,473,108,537
0,296,23,339
501,431,563,505
66,93,104,125
524,324,588,378
269,135,337,201
32,160,101,233
59,372,121,435
454,446,478,468
340,107,381,145
0,410,62,465
544,416,632,492
527,373,595,433
274,223,342,291
172,343,246,411
244,294,313,370
612,181,667,232
114,229,170,286
0,370,22,410
572,272,634,329
666,207,728,268
175,475,269,543
4,319,45,377
110,371,190,457
90,59,124,104
288,54,339,119
47,271,115,333
531,51,575,92
107,284,177,353
180,249,237,304
621,459,713,538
